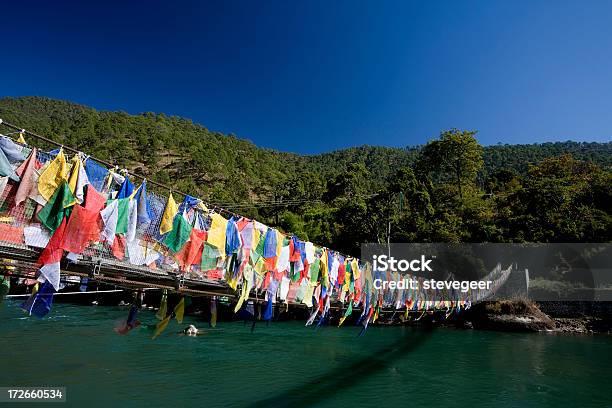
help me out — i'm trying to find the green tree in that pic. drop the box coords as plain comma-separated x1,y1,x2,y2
419,129,484,199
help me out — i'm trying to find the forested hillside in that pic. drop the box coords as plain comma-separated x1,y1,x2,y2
1,96,610,254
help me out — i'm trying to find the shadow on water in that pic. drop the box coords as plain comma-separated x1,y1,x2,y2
246,327,433,408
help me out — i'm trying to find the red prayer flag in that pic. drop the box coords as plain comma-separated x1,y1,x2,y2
38,217,68,265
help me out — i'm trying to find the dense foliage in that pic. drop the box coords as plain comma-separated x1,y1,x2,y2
1,96,610,254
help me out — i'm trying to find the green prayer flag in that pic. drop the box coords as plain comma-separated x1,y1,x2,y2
290,263,299,282
338,301,353,327
163,214,193,253
115,198,130,234
37,181,76,233
201,242,219,271
310,258,320,284
255,230,266,256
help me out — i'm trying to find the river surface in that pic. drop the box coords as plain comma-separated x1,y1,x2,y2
1,302,610,407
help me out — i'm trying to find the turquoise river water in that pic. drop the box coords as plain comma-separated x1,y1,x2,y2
1,302,611,407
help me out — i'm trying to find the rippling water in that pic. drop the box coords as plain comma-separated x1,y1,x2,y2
1,302,610,407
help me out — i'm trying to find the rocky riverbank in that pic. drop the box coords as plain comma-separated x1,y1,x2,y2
462,299,611,334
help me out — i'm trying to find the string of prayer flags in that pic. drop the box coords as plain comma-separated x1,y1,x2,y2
0,135,419,331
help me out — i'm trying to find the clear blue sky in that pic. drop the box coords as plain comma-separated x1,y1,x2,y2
1,0,611,153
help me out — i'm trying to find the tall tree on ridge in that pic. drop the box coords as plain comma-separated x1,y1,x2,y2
419,129,484,200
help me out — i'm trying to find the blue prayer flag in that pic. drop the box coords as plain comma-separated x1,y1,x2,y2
117,176,134,199
21,281,55,318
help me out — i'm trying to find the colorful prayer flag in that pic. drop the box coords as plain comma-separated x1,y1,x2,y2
159,193,178,235
163,212,193,253
174,297,185,324
37,181,76,233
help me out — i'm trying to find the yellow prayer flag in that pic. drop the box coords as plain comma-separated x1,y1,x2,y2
129,183,141,200
226,274,238,291
104,171,115,192
234,267,253,313
67,155,82,196
251,227,261,252
16,133,26,144
38,149,68,201
207,213,228,257
159,193,178,235
352,259,361,280
152,314,171,339
320,249,329,288
342,270,351,293
173,297,185,324
254,256,267,276
275,229,284,258
302,283,315,307
155,290,167,321
234,284,249,313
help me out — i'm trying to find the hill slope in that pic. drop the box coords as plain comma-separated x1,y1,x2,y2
0,96,610,206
